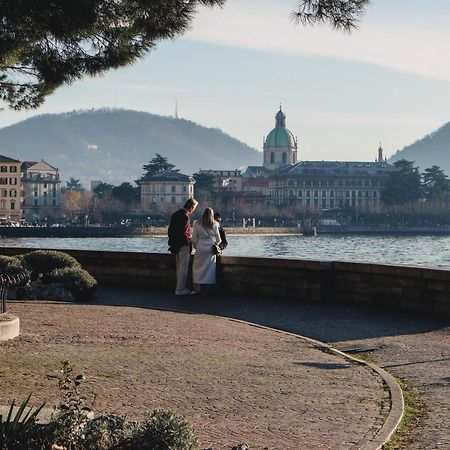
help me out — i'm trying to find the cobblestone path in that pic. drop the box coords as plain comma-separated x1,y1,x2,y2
96,285,450,449
2,301,389,450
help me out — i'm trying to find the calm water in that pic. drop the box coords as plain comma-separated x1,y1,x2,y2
1,235,450,268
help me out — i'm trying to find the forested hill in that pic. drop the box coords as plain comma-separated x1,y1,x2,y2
0,109,261,185
390,122,450,173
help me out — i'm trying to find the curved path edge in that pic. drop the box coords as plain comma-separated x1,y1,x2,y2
148,305,405,450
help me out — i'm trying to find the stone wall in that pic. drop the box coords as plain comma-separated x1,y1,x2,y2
1,247,449,315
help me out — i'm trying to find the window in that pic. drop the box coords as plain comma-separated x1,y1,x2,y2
52,199,56,206
34,199,38,206
322,199,326,208
0,166,7,172
330,199,335,208
314,190,318,197
10,201,15,210
9,190,16,197
330,190,334,197
44,192,48,198
44,183,47,189
270,152,275,164
306,190,311,197
298,191,302,197
44,199,47,206
0,200,5,209
1,190,6,197
34,191,38,197
282,153,287,164
9,166,17,173
183,185,187,193
9,178,17,185
171,185,176,193
171,196,176,204
322,190,326,198
0,178,7,185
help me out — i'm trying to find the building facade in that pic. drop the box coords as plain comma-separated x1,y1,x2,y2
269,160,395,210
0,155,22,223
239,108,396,212
21,160,62,222
138,170,195,211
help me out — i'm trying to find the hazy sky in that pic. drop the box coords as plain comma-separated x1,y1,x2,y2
1,0,450,162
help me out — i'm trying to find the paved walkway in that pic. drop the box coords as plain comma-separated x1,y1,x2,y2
97,285,450,449
4,298,390,450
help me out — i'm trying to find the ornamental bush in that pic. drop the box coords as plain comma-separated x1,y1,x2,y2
81,415,137,450
20,250,81,280
131,409,199,450
43,267,97,302
0,255,26,276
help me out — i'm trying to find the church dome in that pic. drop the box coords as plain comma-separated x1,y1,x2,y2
264,108,297,149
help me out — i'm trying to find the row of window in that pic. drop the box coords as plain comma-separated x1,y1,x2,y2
270,179,382,188
274,190,379,199
277,198,373,208
0,177,18,185
148,184,191,194
34,190,57,197
0,166,18,173
1,189,18,197
266,152,296,165
0,200,16,210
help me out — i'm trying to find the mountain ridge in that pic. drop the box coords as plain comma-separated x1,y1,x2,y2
390,121,450,174
0,108,261,186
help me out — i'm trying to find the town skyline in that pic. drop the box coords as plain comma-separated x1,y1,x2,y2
1,0,450,163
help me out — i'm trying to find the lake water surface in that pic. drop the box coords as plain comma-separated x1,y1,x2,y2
1,235,450,268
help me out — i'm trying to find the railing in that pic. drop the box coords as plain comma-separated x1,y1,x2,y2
0,270,29,314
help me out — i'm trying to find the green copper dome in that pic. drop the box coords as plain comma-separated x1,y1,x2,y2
264,108,297,149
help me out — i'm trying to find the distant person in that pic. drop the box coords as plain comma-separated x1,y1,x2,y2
191,208,222,296
214,212,228,251
168,198,198,295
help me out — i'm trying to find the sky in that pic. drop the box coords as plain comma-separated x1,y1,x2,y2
1,0,450,162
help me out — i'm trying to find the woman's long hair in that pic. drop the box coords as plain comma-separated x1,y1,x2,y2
200,207,215,229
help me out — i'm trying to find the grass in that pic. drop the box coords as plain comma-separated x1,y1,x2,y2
382,376,425,450
346,351,425,450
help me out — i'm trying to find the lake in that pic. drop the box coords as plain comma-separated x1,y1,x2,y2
1,234,450,268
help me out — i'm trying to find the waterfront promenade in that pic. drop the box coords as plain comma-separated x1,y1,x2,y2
98,285,449,449
1,284,448,448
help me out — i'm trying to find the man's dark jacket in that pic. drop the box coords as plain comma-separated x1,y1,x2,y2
168,209,191,254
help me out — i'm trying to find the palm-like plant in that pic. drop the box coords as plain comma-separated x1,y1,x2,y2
0,394,46,448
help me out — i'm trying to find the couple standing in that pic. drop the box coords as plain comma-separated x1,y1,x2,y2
168,198,227,296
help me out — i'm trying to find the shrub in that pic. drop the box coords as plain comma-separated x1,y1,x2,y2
16,281,74,302
43,267,97,302
20,250,81,280
0,255,26,277
132,409,199,450
81,415,137,450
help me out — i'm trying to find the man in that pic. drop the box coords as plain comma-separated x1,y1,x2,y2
168,198,198,295
214,212,228,251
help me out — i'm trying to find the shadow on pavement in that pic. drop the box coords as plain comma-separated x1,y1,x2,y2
94,284,450,343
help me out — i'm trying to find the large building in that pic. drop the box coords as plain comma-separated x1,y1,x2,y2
240,108,395,211
138,170,195,211
21,160,62,222
0,155,22,223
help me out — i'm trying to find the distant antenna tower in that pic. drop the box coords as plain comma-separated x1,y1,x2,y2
175,99,178,119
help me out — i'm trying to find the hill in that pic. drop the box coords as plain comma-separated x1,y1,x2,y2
0,109,261,186
390,122,450,174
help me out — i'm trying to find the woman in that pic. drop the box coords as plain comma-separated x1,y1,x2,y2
191,207,222,295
